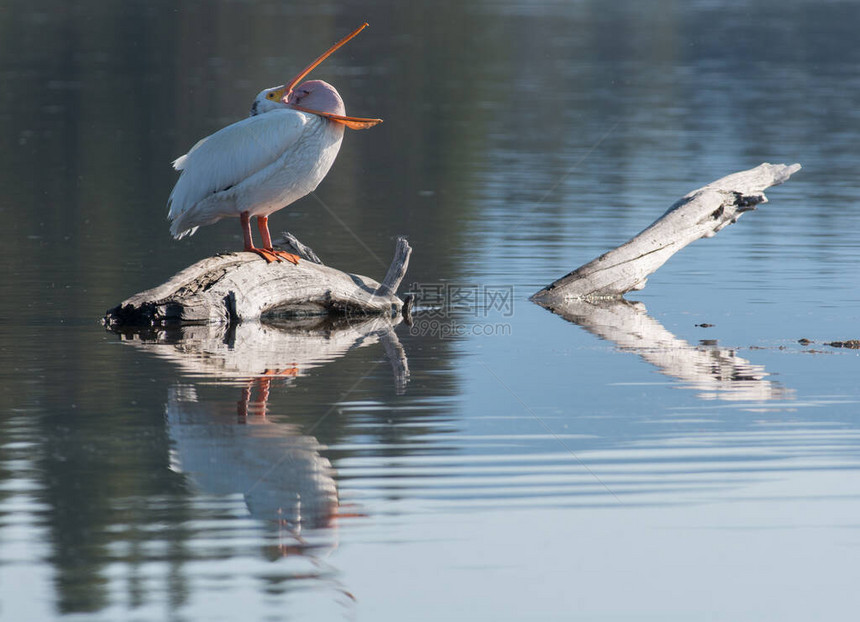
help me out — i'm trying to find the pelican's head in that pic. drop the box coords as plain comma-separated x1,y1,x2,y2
250,86,289,117
249,24,381,129
285,80,345,116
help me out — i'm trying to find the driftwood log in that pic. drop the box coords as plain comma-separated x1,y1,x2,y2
105,235,411,326
532,162,801,305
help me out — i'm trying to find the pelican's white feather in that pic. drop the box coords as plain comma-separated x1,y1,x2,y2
167,109,330,239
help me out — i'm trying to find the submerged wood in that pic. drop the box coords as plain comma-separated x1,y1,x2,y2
104,235,411,326
532,163,801,304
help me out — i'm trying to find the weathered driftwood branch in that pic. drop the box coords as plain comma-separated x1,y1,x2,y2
104,236,412,326
280,232,323,264
532,163,801,304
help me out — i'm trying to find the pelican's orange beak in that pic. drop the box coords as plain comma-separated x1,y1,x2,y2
283,23,383,130
288,104,382,129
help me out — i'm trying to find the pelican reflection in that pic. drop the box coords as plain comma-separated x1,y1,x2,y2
112,316,409,534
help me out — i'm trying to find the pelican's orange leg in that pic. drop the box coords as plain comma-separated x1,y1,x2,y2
257,216,300,265
240,211,282,263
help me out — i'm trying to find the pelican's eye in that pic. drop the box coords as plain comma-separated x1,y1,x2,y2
266,92,276,100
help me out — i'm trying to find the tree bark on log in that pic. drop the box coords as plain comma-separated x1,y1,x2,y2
531,163,801,305
104,236,411,327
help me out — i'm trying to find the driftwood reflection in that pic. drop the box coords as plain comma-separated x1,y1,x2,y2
543,299,792,402
113,315,409,393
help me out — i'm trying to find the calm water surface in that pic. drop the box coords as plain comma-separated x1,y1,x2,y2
2,1,860,620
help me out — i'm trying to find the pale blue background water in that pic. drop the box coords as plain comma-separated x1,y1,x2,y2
1,1,859,620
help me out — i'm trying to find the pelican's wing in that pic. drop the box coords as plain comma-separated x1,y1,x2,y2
167,109,309,236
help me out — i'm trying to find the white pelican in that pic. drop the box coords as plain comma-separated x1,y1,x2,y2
167,23,382,263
